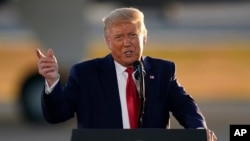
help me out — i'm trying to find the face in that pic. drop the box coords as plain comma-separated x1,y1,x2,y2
105,22,147,67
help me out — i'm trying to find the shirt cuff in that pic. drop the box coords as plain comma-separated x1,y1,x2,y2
44,76,60,94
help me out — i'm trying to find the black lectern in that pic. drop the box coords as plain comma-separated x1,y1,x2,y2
71,128,207,141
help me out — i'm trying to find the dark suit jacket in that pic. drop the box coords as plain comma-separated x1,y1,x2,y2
42,54,207,129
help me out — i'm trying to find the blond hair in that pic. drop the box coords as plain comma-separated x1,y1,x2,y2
102,7,147,38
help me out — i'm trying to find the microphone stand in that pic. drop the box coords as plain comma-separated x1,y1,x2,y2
133,61,146,128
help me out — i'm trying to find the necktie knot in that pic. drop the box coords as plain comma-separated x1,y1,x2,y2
126,67,133,75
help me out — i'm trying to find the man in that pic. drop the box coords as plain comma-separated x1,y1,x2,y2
36,7,216,140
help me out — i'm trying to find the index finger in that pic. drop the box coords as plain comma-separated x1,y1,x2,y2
36,48,45,59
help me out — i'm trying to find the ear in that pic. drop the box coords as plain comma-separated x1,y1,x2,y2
105,37,112,50
143,36,147,45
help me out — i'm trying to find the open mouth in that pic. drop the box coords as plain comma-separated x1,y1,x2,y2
124,50,133,55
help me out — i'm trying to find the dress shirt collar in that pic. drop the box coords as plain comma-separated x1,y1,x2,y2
114,61,127,74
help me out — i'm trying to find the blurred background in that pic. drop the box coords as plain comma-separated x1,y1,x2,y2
0,0,250,141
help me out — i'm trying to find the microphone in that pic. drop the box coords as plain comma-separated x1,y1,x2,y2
133,61,146,81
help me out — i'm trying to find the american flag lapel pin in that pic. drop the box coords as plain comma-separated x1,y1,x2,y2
149,75,155,79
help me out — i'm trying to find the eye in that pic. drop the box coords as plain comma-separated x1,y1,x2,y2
114,36,123,41
129,33,138,38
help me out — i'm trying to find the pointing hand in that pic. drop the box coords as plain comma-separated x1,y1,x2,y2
36,48,59,86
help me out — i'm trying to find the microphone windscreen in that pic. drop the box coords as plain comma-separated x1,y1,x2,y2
133,60,141,68
133,61,141,80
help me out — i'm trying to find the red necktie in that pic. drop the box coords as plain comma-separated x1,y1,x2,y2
126,67,140,128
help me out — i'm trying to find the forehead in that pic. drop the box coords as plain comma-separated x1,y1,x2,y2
108,22,140,34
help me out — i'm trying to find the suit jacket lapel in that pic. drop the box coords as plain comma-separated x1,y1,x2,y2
142,56,161,103
142,56,158,98
97,54,123,127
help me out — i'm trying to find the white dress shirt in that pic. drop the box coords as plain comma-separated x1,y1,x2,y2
114,61,139,129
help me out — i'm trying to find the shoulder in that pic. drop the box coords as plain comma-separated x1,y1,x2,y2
143,56,176,77
70,54,113,74
143,56,175,68
73,54,112,69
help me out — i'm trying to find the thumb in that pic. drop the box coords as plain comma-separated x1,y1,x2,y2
47,48,54,58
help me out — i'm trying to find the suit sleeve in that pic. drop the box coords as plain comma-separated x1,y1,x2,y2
168,62,207,128
41,65,80,124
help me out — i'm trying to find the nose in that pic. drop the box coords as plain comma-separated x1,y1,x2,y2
123,37,131,47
